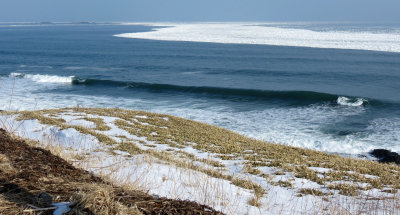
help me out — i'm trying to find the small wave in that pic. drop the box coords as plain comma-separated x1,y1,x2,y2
71,77,87,84
19,65,53,69
181,71,204,75
65,66,85,70
9,73,74,83
65,66,121,71
337,96,366,107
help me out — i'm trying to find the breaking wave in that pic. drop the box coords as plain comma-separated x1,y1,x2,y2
337,96,367,107
10,73,74,83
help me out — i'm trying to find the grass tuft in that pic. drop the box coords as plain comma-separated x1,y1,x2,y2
71,184,142,215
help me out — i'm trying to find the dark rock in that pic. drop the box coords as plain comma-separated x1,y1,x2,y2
37,192,53,207
370,149,400,165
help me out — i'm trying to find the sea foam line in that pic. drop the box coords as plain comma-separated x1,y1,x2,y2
115,23,400,53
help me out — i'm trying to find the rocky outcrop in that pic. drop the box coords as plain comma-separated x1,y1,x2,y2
370,149,400,165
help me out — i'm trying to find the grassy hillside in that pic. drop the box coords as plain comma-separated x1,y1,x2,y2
2,107,400,214
0,128,222,214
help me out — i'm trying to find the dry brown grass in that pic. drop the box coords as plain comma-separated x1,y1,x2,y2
298,188,328,196
83,117,111,131
0,153,17,177
0,196,27,215
248,196,262,208
7,108,400,198
0,153,16,171
272,180,293,188
0,128,222,215
328,183,358,196
71,184,142,215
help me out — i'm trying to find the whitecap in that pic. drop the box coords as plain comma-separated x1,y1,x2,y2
9,73,74,83
337,96,366,107
9,72,24,77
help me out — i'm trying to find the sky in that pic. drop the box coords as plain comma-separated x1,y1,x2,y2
1,0,400,23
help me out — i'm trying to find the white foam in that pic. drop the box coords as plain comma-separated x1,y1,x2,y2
9,72,24,77
151,104,378,155
10,73,73,83
337,96,366,107
362,117,400,151
115,23,400,53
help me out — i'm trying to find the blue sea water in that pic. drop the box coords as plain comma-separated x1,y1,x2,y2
0,23,399,155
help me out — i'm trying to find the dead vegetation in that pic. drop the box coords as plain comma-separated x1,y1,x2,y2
8,108,400,197
70,185,141,215
83,117,111,131
3,107,400,214
0,128,223,214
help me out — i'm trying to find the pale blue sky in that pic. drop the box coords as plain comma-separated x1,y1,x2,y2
1,0,399,22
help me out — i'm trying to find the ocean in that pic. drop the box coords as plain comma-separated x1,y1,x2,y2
0,22,399,155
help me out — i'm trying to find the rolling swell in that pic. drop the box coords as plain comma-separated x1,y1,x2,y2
73,77,366,105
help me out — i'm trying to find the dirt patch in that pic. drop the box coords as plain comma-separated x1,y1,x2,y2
0,128,223,214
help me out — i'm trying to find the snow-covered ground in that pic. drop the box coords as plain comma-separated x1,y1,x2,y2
1,109,398,215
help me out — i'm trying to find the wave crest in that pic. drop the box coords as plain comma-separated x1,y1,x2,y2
337,96,366,107
7,73,373,107
10,73,74,83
